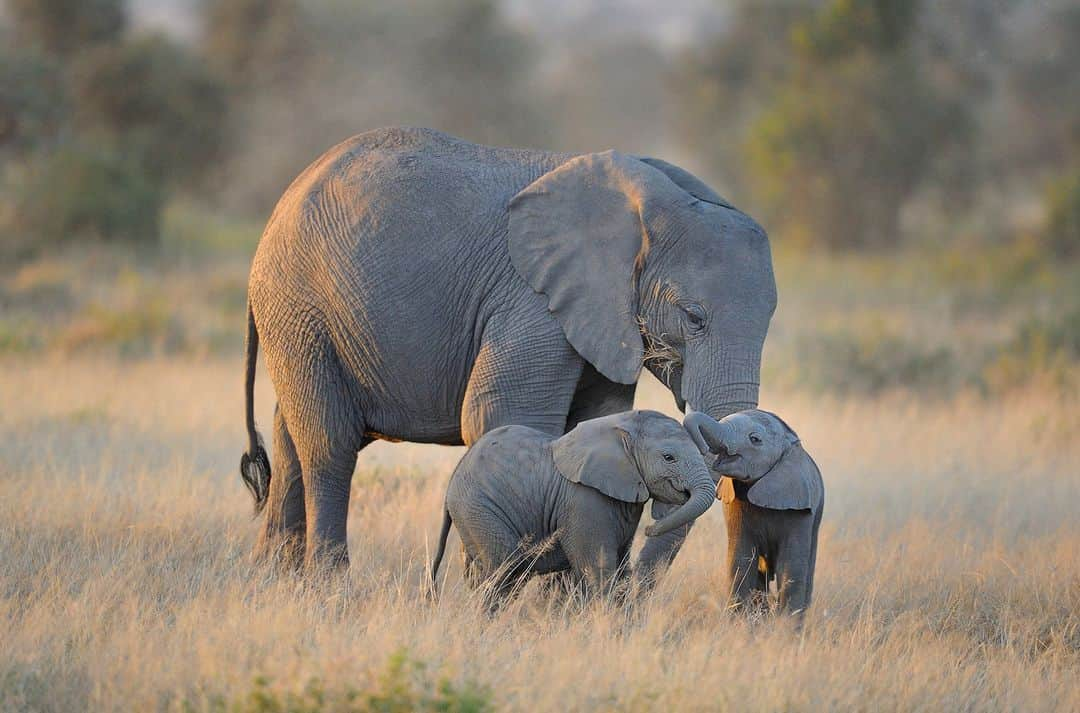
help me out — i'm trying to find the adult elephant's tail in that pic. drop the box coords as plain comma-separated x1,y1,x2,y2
239,300,271,513
430,509,453,597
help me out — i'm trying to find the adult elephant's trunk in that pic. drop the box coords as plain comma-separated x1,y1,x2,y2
683,410,739,457
681,338,762,453
646,462,716,537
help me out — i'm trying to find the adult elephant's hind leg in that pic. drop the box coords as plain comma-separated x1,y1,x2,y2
300,442,361,571
255,404,306,567
282,364,366,572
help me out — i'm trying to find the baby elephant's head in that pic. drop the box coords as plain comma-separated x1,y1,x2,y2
552,410,716,538
706,410,822,512
708,410,795,483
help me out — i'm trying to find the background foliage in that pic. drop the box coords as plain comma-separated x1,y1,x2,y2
1,0,1077,256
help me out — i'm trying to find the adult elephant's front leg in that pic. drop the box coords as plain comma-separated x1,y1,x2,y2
564,363,636,431
460,311,584,442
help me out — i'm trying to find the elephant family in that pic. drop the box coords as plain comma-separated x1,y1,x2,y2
431,411,716,603
239,127,777,569
698,410,824,617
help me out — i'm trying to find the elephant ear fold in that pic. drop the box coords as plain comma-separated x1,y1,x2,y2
635,156,735,209
509,151,681,384
552,416,649,503
746,443,823,512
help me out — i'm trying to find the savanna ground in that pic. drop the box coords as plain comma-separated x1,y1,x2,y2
2,217,1079,711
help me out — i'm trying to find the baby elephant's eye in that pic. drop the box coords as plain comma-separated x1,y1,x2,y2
748,433,763,445
662,453,676,462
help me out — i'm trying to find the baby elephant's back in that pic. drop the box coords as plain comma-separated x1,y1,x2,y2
446,425,556,534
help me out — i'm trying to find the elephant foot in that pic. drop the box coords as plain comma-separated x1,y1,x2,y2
304,539,351,575
252,530,306,573
730,589,772,619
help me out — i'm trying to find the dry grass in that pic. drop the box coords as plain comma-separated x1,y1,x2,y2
1,357,1078,711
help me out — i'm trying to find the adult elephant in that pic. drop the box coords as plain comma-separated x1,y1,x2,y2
239,127,776,571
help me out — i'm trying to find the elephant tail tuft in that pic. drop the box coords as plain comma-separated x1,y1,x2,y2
240,300,271,514
240,435,271,514
430,509,453,597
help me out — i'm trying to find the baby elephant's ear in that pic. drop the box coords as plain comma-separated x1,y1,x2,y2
747,443,823,512
552,417,649,503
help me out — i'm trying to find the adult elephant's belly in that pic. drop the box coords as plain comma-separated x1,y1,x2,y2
316,228,522,445
251,128,566,446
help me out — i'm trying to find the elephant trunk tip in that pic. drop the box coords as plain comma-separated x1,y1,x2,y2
645,469,716,538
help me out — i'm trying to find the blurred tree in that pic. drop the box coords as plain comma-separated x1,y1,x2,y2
792,0,918,57
408,0,545,146
539,37,671,154
7,142,162,251
72,35,228,188
746,52,969,249
682,0,970,249
5,0,126,59
1043,169,1080,259
215,0,548,214
0,45,68,155
675,1,808,196
1002,3,1080,176
201,0,309,91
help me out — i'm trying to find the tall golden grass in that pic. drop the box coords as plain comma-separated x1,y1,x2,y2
2,358,1077,711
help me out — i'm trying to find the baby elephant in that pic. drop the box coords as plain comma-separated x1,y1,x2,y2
697,409,824,618
431,410,716,603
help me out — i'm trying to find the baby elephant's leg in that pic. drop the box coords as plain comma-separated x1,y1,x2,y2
775,530,814,619
725,506,767,611
462,551,481,589
470,525,533,612
565,529,627,601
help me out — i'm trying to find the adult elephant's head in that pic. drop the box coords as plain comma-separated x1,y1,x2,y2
509,151,776,437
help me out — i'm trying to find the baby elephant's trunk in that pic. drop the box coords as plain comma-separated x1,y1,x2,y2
646,463,716,537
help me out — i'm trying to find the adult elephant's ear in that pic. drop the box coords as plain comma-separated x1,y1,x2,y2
509,151,683,384
552,415,649,503
635,156,735,209
746,444,823,512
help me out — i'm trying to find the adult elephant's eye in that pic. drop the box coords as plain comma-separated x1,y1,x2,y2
681,303,706,332
749,433,762,445
663,453,676,462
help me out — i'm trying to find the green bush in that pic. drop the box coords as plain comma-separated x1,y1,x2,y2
745,0,969,249
981,308,1080,394
73,35,228,188
1043,169,1080,259
187,651,494,713
202,0,310,90
795,324,957,394
5,0,126,58
0,46,68,156
6,143,163,252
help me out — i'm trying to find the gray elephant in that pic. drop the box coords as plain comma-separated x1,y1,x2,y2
430,411,716,603
697,410,823,617
238,127,777,570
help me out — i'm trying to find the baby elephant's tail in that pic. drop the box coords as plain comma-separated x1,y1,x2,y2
430,509,453,598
